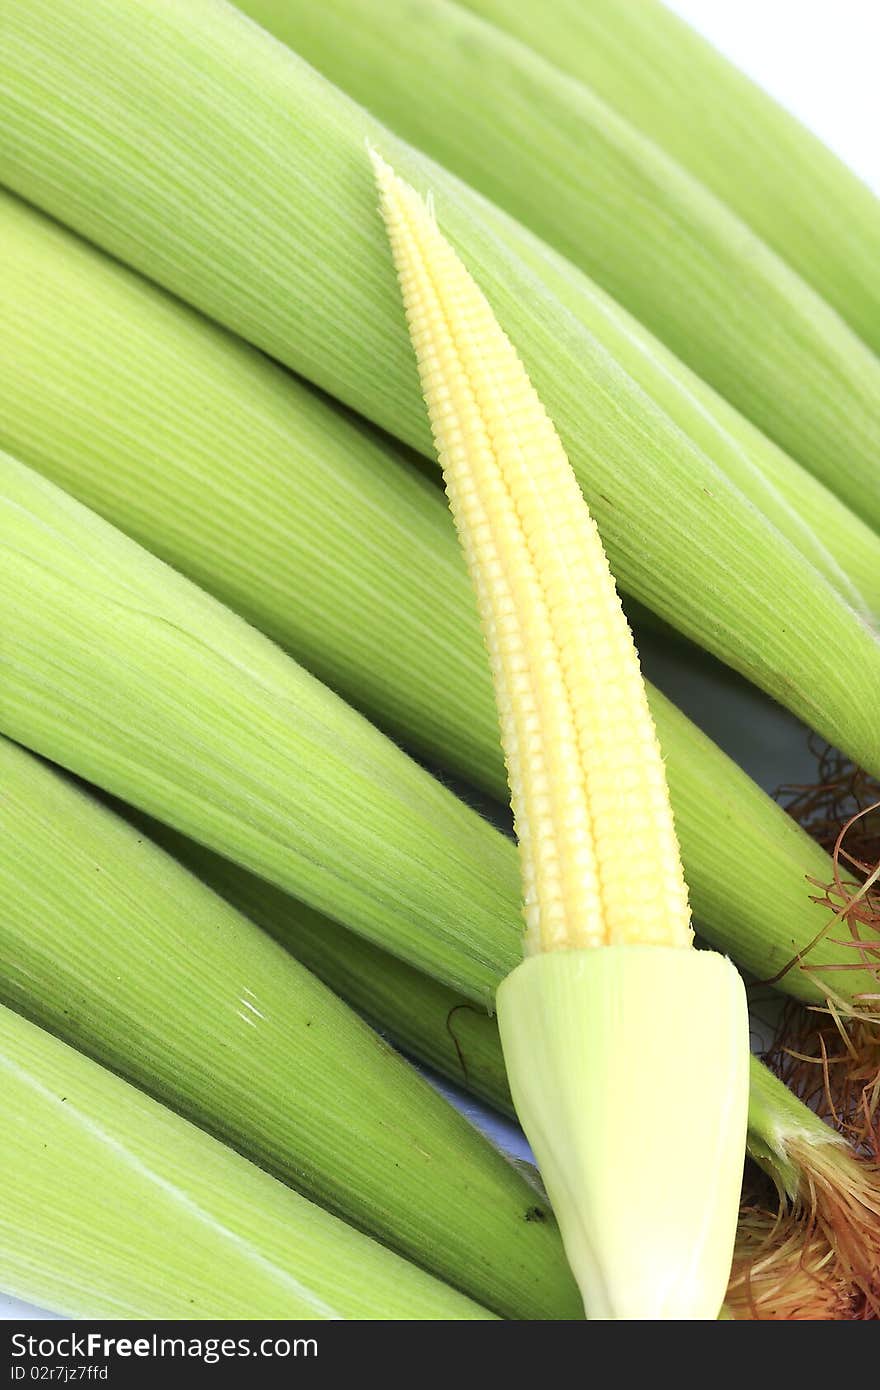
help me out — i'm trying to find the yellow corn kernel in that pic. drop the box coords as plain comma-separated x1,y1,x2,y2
375,154,748,1322
372,152,692,954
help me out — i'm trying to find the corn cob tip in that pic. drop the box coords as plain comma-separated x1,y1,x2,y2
367,143,390,182
369,146,411,206
369,146,406,225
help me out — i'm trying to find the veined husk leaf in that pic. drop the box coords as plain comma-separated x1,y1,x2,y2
3,0,880,777
458,0,880,360
0,736,579,1320
0,1002,494,1320
142,815,514,1114
5,789,867,1317
2,191,874,1005
0,449,523,1004
0,190,501,797
0,193,869,1002
4,172,877,656
241,0,880,532
4,444,870,1262
157,816,880,1319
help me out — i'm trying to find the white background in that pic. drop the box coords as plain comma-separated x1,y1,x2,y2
3,0,878,1322
670,0,880,192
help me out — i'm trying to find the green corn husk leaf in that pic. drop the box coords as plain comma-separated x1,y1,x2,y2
5,182,878,645
4,0,880,778
236,0,880,534
155,816,880,1318
2,463,873,1314
4,440,870,1113
503,238,880,620
0,1003,494,1320
143,815,513,1115
152,794,820,1091
457,0,880,360
0,737,578,1320
0,191,500,797
0,195,870,1007
0,449,522,1006
151,821,861,1138
20,741,860,1320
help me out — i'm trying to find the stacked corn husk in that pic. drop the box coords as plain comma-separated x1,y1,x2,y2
1,0,878,1320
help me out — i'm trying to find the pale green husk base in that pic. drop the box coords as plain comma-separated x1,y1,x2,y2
497,948,750,1319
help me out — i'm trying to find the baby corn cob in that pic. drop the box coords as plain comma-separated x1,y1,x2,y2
373,151,691,955
0,1003,493,1320
374,154,749,1321
4,0,880,781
